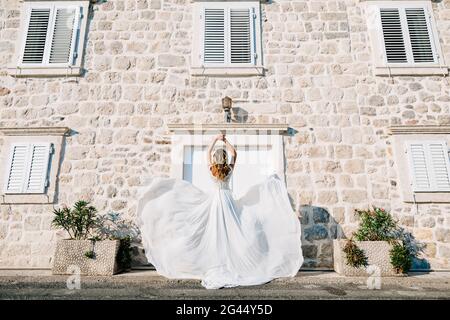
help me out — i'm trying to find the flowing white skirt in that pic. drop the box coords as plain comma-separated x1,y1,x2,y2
136,174,303,289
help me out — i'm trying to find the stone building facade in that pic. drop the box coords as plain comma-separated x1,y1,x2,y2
0,0,449,270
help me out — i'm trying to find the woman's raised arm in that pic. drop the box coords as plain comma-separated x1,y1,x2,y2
207,134,223,166
223,136,237,168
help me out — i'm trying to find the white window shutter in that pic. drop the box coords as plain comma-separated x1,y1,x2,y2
22,8,51,64
203,8,225,64
49,7,79,65
408,142,431,191
428,142,450,191
405,8,435,63
379,5,438,65
199,2,260,67
230,8,252,64
380,8,408,63
407,141,450,192
4,144,30,193
24,143,52,194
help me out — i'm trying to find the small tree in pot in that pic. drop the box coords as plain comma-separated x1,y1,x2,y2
51,201,134,276
334,207,420,276
52,201,98,240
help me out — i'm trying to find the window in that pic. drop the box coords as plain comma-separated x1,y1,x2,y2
366,1,447,76
4,143,53,194
9,1,89,77
390,126,450,203
0,127,68,204
406,141,450,192
191,1,263,76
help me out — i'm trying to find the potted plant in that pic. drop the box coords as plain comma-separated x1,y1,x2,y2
96,211,140,271
333,207,418,276
51,201,132,276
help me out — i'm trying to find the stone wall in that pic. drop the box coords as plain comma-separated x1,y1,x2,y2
0,0,449,270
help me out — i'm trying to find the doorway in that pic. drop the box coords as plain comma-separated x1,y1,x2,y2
183,144,274,198
169,127,286,199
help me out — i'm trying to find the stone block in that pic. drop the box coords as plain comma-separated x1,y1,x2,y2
435,228,450,243
158,54,185,67
312,207,330,223
304,225,329,241
341,190,367,203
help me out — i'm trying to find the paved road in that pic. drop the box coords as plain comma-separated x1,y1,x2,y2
0,270,449,300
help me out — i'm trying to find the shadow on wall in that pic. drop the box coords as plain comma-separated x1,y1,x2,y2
231,107,249,123
53,130,74,204
298,205,344,269
412,253,430,271
78,0,102,78
395,226,430,271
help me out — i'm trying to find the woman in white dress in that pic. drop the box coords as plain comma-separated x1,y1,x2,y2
136,134,303,289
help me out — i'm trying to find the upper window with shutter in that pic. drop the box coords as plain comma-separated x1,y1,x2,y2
10,1,89,77
366,1,447,76
191,1,263,76
4,142,53,194
406,141,450,192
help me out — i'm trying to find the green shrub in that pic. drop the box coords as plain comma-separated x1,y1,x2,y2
390,241,412,274
343,239,368,268
353,207,397,241
343,207,417,274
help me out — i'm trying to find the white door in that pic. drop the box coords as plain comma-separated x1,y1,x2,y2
183,145,215,194
230,145,273,198
183,144,275,198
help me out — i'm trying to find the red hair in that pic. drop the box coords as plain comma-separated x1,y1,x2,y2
210,163,232,181
210,148,232,181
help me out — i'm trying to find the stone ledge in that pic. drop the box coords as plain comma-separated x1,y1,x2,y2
190,67,265,77
374,66,449,77
0,194,55,204
190,0,270,3
23,0,92,2
0,127,70,136
402,192,450,204
167,123,289,134
7,67,82,77
388,126,450,135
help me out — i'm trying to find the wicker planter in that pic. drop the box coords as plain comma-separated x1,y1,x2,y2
52,239,120,276
333,240,403,277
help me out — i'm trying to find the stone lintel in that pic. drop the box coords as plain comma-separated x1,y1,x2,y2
167,123,289,134
0,127,71,136
190,0,269,3
388,126,450,135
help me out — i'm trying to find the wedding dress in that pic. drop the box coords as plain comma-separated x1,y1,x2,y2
136,167,303,289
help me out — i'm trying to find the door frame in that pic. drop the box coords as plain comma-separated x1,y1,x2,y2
168,124,288,184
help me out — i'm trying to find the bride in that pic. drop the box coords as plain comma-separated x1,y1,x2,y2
136,134,303,289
